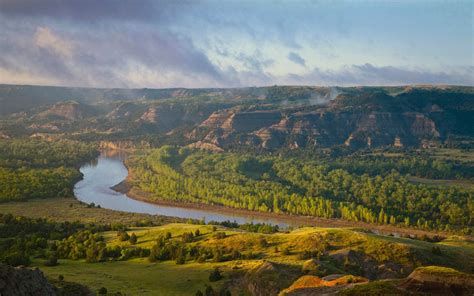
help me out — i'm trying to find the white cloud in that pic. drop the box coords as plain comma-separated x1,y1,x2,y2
34,27,73,59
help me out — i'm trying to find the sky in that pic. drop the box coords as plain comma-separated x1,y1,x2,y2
0,0,473,88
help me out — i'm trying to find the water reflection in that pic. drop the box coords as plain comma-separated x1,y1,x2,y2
74,151,296,228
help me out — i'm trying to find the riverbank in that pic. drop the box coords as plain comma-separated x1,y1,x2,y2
112,179,453,238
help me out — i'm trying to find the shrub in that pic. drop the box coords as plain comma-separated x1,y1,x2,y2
176,255,185,265
4,252,30,267
432,246,443,256
182,232,194,243
209,268,222,282
44,254,58,266
118,231,130,242
214,232,226,239
98,287,107,295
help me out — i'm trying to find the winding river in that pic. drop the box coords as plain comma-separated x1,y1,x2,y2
74,151,295,227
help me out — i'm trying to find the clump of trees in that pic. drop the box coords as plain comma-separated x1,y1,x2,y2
208,221,279,234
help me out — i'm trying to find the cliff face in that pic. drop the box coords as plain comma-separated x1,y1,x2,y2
37,101,95,121
137,103,219,133
189,92,454,150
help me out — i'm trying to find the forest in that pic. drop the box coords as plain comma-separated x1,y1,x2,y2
128,146,473,233
0,139,97,202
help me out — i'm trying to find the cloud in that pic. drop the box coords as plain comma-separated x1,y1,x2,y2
34,27,73,59
283,64,474,86
0,1,472,87
0,24,230,88
0,0,172,22
287,52,305,66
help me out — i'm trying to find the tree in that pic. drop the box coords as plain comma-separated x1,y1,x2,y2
205,285,216,296
130,233,137,244
118,231,130,242
182,232,194,243
44,253,58,266
209,268,222,282
98,287,107,295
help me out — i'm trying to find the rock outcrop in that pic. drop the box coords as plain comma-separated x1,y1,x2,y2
245,261,301,296
279,274,368,296
398,266,474,295
0,264,57,296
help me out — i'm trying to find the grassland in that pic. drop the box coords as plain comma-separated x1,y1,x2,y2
0,197,185,225
28,223,474,295
428,148,474,163
36,259,227,296
408,176,474,189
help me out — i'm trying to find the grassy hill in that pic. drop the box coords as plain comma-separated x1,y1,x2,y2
27,223,473,295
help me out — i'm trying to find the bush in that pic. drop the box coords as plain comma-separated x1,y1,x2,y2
176,255,185,265
214,232,226,239
98,287,107,295
432,246,443,256
44,254,59,266
209,268,222,282
182,232,194,243
118,231,130,242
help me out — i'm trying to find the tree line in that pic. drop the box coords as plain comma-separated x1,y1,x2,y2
128,146,473,233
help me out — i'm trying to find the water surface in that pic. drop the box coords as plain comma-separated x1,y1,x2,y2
74,152,296,228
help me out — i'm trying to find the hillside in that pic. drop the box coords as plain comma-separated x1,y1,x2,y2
7,219,472,295
0,84,472,150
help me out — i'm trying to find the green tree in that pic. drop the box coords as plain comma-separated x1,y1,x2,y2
129,233,137,244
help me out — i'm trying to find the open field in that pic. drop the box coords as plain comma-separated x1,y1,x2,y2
408,176,474,189
36,259,228,296
428,148,474,163
0,197,185,225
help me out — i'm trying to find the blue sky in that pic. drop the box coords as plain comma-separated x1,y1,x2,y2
0,0,472,87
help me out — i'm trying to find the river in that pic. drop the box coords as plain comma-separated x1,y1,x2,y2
74,151,296,228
